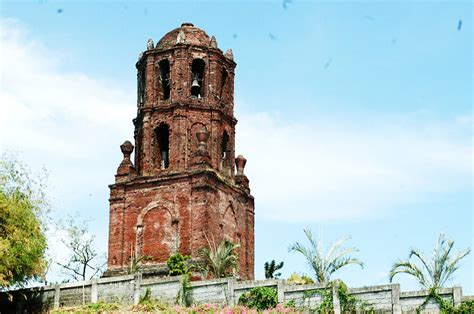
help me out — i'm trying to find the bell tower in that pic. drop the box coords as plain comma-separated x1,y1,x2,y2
106,23,254,279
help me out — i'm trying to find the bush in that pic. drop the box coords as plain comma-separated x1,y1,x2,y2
287,272,314,285
167,253,190,276
135,287,168,311
457,299,474,312
238,286,278,310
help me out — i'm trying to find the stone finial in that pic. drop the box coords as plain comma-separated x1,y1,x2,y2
116,141,136,182
146,38,154,50
138,51,144,60
235,155,247,176
224,49,234,60
196,127,210,152
209,36,218,48
176,30,186,44
121,141,134,159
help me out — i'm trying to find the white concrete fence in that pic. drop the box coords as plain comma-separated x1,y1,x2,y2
0,274,465,313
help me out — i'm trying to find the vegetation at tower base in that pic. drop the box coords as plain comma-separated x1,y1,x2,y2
126,248,151,275
57,216,106,281
288,228,364,283
264,259,284,279
389,233,470,289
167,252,191,276
238,286,278,311
196,238,240,278
0,154,48,288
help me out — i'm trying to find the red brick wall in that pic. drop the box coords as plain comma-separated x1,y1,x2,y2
107,23,254,279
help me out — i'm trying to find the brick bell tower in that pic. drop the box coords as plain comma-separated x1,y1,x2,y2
106,23,254,279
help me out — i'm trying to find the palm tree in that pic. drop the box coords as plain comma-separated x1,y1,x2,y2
288,228,364,283
389,233,470,289
197,238,240,278
264,260,284,279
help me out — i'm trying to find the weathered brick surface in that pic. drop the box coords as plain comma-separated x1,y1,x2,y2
106,23,254,279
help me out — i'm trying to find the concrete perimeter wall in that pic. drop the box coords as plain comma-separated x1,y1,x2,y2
0,274,464,313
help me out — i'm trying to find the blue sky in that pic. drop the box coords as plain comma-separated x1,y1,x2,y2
1,1,472,293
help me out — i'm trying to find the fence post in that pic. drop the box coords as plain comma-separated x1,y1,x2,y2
277,280,285,304
391,284,402,314
453,287,462,307
133,272,142,305
91,278,98,303
54,285,60,309
332,286,341,314
227,277,236,306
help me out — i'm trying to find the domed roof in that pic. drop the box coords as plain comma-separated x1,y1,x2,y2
156,23,212,50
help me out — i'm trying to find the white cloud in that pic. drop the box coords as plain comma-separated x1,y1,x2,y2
0,18,135,208
236,110,472,222
1,17,471,230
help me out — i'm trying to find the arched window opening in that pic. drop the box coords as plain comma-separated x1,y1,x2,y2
221,131,230,175
137,66,146,106
158,59,170,100
191,59,205,99
155,124,170,169
220,68,228,101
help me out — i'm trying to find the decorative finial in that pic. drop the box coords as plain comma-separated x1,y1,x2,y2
116,141,136,182
138,51,144,60
210,36,218,48
120,141,134,160
176,30,186,44
235,155,247,176
146,38,154,50
224,48,234,60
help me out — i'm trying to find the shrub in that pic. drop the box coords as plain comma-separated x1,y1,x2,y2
287,272,314,285
456,299,474,312
167,253,190,276
135,287,168,311
238,286,278,310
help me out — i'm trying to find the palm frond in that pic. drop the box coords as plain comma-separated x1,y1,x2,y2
324,235,350,262
389,261,430,288
439,247,471,287
409,249,433,283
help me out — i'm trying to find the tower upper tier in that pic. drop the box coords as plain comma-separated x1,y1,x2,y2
136,23,236,114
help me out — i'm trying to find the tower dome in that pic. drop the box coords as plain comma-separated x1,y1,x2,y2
155,23,213,50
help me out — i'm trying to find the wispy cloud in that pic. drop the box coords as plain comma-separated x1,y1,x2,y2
236,110,471,222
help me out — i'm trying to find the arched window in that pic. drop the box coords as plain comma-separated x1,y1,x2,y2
220,68,228,101
155,124,169,169
221,131,230,175
137,65,146,105
191,59,205,98
158,59,170,100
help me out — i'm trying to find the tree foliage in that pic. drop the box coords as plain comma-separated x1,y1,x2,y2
0,155,48,288
57,216,105,281
288,228,363,283
389,233,470,289
196,238,240,278
264,260,284,279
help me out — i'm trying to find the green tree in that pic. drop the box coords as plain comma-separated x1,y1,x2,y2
389,233,470,289
196,238,240,278
0,155,48,288
288,228,363,283
264,260,284,279
57,216,106,281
